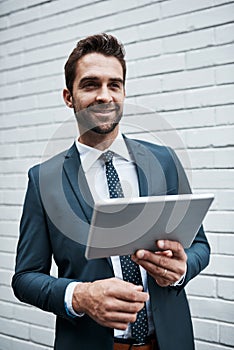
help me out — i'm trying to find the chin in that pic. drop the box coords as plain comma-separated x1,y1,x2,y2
91,123,119,135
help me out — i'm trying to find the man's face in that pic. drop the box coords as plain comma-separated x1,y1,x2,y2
71,53,125,135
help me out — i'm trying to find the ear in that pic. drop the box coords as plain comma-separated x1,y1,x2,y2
63,88,73,108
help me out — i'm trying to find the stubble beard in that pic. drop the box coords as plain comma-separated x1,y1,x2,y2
74,103,123,135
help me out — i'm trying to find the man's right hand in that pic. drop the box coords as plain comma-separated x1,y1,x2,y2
72,277,149,330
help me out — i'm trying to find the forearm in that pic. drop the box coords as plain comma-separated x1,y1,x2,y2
12,270,76,318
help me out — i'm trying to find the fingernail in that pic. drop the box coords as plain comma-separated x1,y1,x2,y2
158,240,165,249
137,250,145,259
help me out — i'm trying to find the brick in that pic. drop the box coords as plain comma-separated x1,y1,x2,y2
0,269,13,286
0,221,19,237
162,28,215,54
6,59,64,85
9,5,41,28
0,0,50,17
186,44,234,69
161,107,216,129
0,334,12,350
220,323,234,347
137,90,185,112
30,325,54,346
214,148,234,168
213,190,234,210
186,275,216,297
12,338,53,350
193,318,219,342
186,3,234,30
206,233,219,253
138,15,187,41
0,333,53,350
217,278,234,300
183,125,234,148
162,67,215,91
126,38,162,61
112,26,139,45
217,234,234,255
122,112,173,135
17,142,48,158
0,205,22,221
205,255,234,277
195,340,232,350
0,252,16,271
0,143,18,159
12,304,56,328
0,75,63,100
184,149,215,169
126,76,161,97
135,53,185,77
204,212,234,232
0,237,17,253
0,159,38,174
0,174,27,190
215,63,234,85
3,95,38,115
192,169,234,189
185,84,234,108
0,317,29,340
189,296,234,322
0,301,14,319
215,105,234,125
215,22,234,45
161,0,214,18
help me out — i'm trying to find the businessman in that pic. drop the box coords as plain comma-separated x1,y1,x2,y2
12,33,210,350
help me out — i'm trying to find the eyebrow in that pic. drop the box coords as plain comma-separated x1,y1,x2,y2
79,76,124,86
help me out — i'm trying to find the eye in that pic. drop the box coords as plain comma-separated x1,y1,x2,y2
110,82,121,89
83,82,98,89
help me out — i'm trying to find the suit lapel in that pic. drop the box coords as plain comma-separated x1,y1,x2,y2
124,137,168,197
63,143,94,224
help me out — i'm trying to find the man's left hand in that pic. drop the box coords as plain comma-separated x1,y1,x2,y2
131,240,187,287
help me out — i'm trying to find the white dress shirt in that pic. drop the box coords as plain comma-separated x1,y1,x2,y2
65,132,155,338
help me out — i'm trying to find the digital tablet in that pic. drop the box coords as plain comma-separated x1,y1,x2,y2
85,193,214,259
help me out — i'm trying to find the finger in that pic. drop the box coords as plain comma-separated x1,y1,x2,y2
98,313,134,330
155,277,171,288
133,249,174,271
106,299,146,314
132,252,182,282
157,240,187,260
155,250,173,258
113,283,149,303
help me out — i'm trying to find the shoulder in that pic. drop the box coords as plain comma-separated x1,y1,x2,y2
125,136,174,160
28,143,77,180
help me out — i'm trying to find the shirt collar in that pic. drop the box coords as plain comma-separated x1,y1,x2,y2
75,132,131,173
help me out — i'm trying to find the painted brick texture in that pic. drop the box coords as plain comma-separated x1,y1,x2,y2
0,1,233,349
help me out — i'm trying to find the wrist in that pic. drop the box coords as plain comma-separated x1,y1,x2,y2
72,282,92,313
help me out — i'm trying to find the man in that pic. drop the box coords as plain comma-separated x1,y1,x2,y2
12,33,210,350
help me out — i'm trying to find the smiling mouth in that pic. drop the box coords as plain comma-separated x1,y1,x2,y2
90,106,116,112
93,109,115,114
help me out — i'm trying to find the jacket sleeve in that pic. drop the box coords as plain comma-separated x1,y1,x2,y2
169,148,211,290
12,167,76,320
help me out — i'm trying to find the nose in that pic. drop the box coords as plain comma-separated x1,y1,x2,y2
96,86,113,104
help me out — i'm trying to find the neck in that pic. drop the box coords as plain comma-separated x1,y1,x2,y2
78,126,119,150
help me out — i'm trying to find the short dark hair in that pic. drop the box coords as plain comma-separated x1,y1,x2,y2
64,33,126,95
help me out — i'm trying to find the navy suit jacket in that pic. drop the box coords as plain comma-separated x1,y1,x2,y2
12,137,210,350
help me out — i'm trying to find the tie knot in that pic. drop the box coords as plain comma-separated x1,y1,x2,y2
102,150,114,164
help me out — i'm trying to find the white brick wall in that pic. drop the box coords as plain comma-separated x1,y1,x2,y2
0,1,233,349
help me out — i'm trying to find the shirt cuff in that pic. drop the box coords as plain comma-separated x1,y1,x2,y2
64,282,85,318
170,265,187,287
